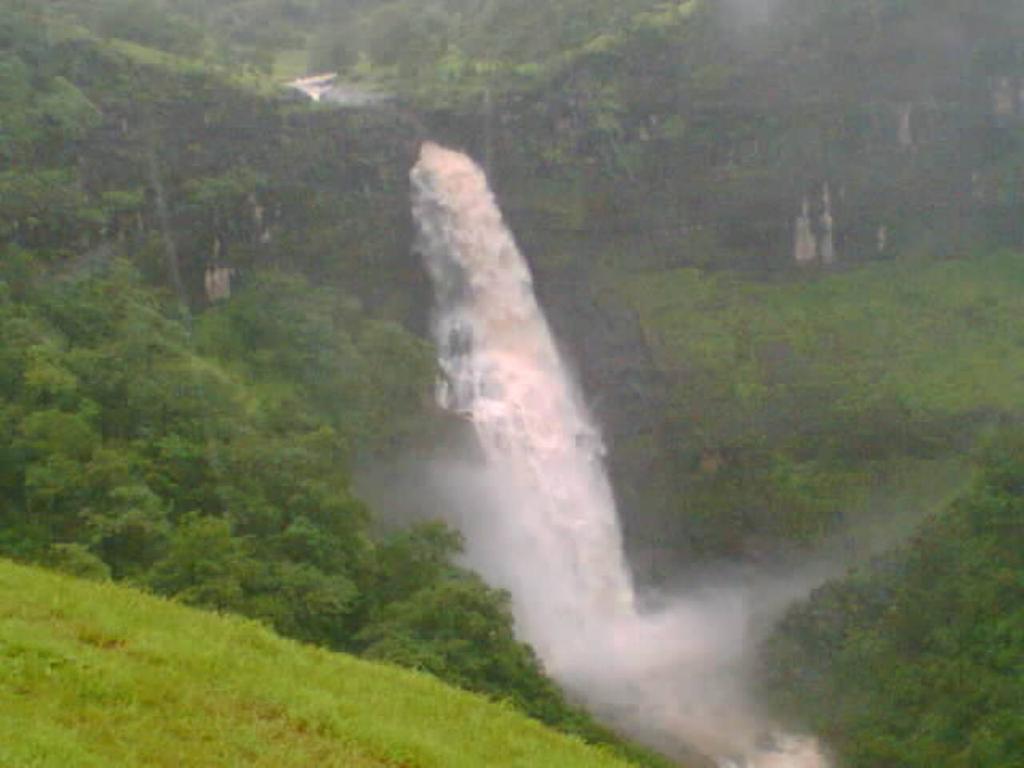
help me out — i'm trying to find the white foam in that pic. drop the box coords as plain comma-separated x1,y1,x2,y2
412,142,829,767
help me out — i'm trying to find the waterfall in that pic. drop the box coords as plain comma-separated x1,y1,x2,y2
411,142,829,768
794,196,817,265
820,183,835,266
411,141,634,672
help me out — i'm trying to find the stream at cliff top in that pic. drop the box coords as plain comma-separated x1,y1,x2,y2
411,141,829,768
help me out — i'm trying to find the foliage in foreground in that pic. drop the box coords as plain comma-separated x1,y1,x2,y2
0,262,673,765
0,558,638,768
759,433,1024,767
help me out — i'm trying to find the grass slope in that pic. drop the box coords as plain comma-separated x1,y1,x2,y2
0,560,635,768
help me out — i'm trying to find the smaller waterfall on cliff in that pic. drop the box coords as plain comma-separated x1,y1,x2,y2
794,197,817,265
820,184,835,266
412,142,829,768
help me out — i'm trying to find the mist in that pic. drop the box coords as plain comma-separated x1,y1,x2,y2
350,142,837,767
360,447,844,766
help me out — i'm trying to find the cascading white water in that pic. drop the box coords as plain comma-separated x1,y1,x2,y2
411,141,634,673
411,142,828,768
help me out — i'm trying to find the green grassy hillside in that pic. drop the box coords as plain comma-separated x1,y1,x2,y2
0,560,635,768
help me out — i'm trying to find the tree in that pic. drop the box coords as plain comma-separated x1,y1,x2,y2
149,513,252,610
357,575,575,725
760,432,1024,767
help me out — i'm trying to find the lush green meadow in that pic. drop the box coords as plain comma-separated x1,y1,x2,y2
0,559,636,768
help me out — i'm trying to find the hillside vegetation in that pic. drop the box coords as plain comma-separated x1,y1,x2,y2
759,433,1024,767
615,250,1024,554
0,559,636,768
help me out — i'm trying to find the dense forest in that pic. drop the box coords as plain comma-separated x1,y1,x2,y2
2,1,1022,766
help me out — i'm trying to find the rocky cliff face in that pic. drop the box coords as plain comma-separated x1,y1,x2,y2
62,41,425,323
427,1,1022,271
